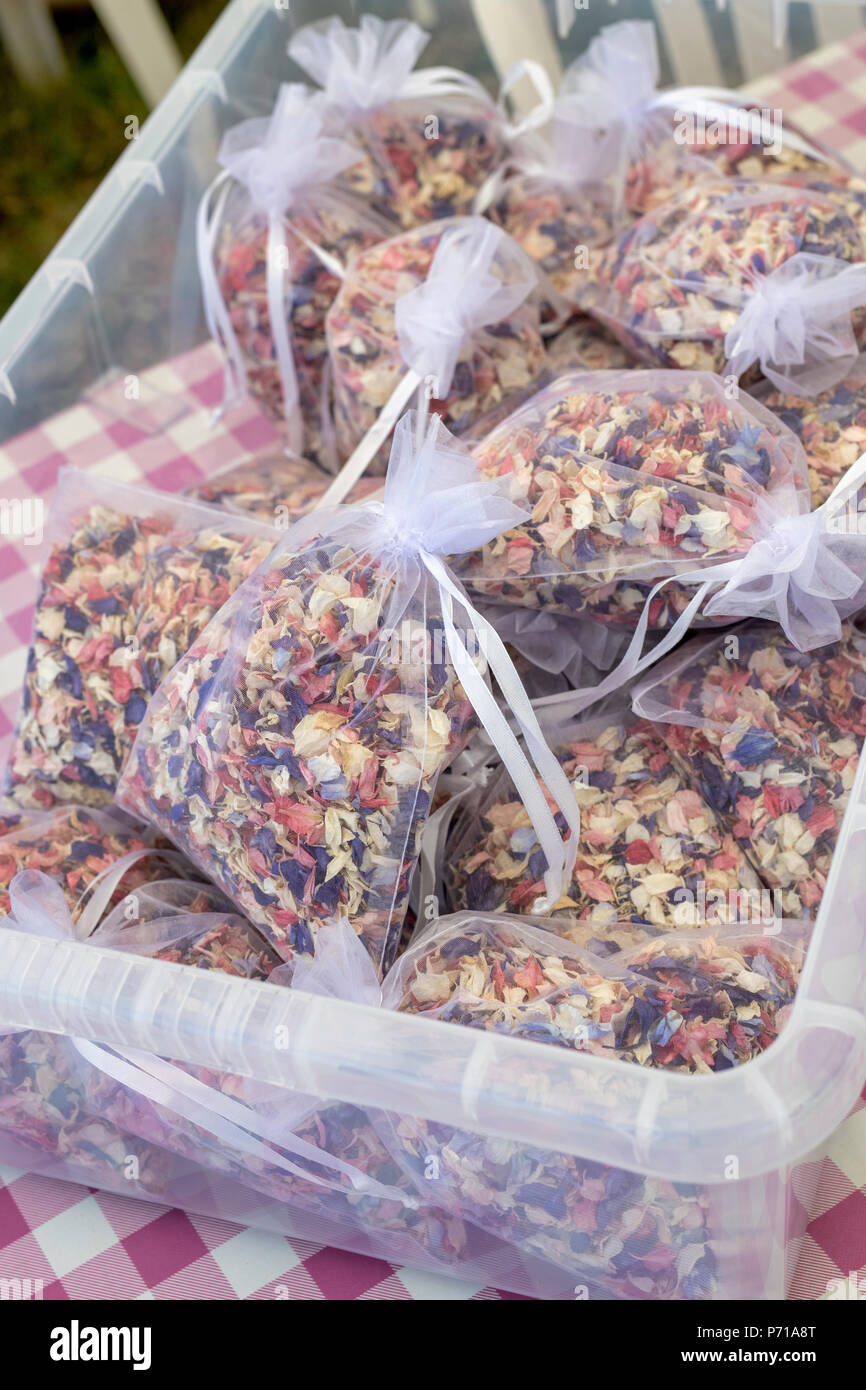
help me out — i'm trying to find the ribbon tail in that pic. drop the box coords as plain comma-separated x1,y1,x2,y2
532,575,715,719
499,59,557,139
196,172,248,412
425,552,580,907
414,774,475,934
315,370,422,509
72,1038,413,1205
74,848,190,938
267,214,304,456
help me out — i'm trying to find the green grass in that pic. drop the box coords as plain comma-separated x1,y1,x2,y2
0,0,229,315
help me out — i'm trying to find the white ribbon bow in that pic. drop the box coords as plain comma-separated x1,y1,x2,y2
288,13,432,112
2,867,409,1204
289,13,553,138
395,219,537,396
554,19,661,187
196,83,359,449
533,450,866,719
725,254,866,396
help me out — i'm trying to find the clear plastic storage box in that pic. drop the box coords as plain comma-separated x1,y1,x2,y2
0,0,865,1301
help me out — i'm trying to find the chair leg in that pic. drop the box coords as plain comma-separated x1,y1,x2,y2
91,0,183,109
0,0,66,87
408,0,439,27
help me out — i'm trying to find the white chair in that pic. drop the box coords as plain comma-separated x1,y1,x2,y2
549,0,866,84
0,0,183,107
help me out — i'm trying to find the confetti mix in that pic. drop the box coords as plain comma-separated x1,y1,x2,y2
544,316,634,374
489,168,608,307
289,15,506,231
756,356,866,508
0,1030,178,1199
447,712,762,942
185,451,381,525
53,887,472,1274
582,180,866,377
0,805,179,922
95,879,282,971
337,97,507,232
632,620,866,917
703,140,852,187
453,368,807,626
387,914,801,1071
326,218,546,472
5,476,277,810
376,912,803,1297
117,517,479,974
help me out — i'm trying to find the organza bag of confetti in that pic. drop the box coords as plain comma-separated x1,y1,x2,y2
0,820,198,1193
287,13,551,232
0,878,447,1273
4,471,278,811
0,804,186,922
487,19,849,308
445,704,763,951
452,367,817,632
117,412,582,975
198,83,391,464
372,911,806,1296
581,180,866,391
632,619,866,919
754,353,866,509
185,450,382,526
488,21,705,301
0,1009,178,1200
325,216,546,487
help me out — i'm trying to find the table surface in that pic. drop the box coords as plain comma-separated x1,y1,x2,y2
2,33,866,1302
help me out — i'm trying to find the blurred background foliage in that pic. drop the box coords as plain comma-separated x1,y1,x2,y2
0,0,226,315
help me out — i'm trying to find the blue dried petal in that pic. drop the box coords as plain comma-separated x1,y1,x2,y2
279,859,308,896
125,694,148,725
648,1009,682,1046
194,676,216,718
518,1183,566,1219
733,729,776,764
250,883,278,908
185,762,204,794
315,877,342,912
89,597,125,616
293,920,315,956
440,936,481,960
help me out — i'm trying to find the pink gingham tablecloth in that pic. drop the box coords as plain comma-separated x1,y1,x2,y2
3,33,866,1302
